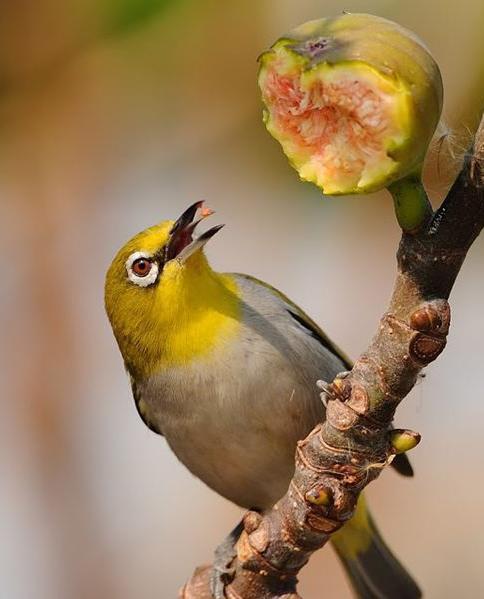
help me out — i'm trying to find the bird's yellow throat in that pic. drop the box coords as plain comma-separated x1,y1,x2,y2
105,222,241,379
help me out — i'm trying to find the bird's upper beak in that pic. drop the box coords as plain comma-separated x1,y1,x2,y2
165,201,224,264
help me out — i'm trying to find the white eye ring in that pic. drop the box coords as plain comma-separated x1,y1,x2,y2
126,251,159,287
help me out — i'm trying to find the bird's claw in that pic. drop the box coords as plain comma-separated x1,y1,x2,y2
335,370,351,380
210,520,243,598
316,379,330,406
210,563,236,599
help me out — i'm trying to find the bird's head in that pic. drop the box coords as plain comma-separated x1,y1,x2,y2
105,202,229,377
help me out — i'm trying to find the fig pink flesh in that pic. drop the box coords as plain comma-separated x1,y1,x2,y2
262,67,400,190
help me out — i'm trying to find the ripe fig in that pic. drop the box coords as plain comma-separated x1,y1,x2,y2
258,13,443,195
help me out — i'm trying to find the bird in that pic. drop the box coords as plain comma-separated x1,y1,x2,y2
105,201,420,599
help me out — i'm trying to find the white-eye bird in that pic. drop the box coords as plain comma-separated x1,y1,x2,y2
105,202,420,599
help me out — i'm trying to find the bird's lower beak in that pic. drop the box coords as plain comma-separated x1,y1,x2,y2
165,201,223,263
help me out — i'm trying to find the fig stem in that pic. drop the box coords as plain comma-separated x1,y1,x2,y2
388,175,433,233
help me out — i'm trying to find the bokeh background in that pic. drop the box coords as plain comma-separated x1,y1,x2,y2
1,1,483,598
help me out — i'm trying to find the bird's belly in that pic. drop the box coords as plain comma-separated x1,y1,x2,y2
164,410,296,509
140,358,323,509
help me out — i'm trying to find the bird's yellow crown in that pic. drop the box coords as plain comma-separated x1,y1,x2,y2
105,203,240,379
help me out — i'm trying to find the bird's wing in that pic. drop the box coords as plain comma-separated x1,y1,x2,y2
233,273,413,477
234,273,352,369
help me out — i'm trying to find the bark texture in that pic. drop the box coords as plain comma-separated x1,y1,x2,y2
181,114,484,599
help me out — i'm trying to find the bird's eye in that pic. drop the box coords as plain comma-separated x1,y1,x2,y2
132,258,151,277
126,252,159,287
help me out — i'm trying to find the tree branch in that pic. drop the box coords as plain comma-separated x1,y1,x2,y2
181,113,484,599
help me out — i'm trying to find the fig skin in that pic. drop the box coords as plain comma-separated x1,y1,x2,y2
258,13,443,195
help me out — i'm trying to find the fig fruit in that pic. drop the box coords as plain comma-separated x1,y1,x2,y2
258,13,443,195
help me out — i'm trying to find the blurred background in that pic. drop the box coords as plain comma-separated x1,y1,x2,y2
1,1,483,598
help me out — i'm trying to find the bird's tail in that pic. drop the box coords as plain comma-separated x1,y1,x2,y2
331,495,421,599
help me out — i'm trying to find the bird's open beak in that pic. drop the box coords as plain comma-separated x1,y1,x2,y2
165,201,224,264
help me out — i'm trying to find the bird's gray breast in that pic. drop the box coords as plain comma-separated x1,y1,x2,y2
136,274,346,509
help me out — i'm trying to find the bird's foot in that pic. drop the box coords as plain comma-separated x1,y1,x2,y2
210,519,245,599
335,370,351,379
210,562,235,599
316,379,330,406
318,371,352,406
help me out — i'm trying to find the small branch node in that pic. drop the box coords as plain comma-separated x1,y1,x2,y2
409,300,451,335
389,429,421,454
244,511,263,534
409,333,447,364
408,300,451,364
326,399,359,430
305,485,332,507
346,384,370,415
248,521,270,554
